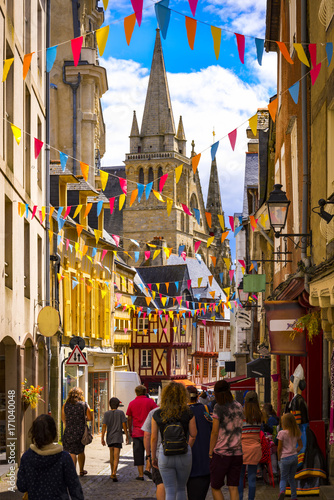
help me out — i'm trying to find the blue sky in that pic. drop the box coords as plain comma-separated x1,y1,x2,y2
98,0,277,260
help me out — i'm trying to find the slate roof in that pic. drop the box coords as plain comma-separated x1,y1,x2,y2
242,152,258,218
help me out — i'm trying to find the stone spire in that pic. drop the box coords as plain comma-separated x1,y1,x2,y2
140,29,176,152
176,116,186,140
129,110,141,153
206,157,223,230
130,110,140,137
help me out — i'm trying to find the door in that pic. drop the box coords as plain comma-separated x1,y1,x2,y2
88,372,109,435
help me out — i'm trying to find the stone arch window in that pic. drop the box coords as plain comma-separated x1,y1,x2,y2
157,166,163,190
190,193,198,210
148,167,154,185
138,167,144,185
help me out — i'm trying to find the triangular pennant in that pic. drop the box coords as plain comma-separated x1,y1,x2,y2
11,124,21,145
209,291,215,299
71,36,83,66
131,0,143,26
276,41,294,64
205,212,212,228
268,98,278,122
223,287,230,297
185,16,197,50
130,188,138,207
252,260,258,272
96,200,103,217
211,26,221,60
211,141,219,161
194,241,201,253
91,247,97,258
72,279,79,289
100,249,107,262
197,277,202,287
217,214,225,231
76,224,83,238
235,33,245,64
208,275,213,286
145,251,150,261
178,245,185,257
293,43,310,67
159,173,168,193
249,114,258,136
326,42,333,67
229,215,235,232
137,183,145,203
80,162,89,181
223,258,231,269
134,251,139,262
234,225,243,237
119,194,126,210
153,190,165,202
59,152,68,172
238,259,246,269
166,198,173,216
182,204,193,216
49,207,55,222
192,208,200,225
31,205,37,220
249,263,254,272
175,164,183,183
155,1,171,39
145,181,153,200
112,234,120,247
94,229,102,244
109,197,115,214
229,270,235,282
57,273,64,283
192,153,201,174
2,58,14,82
34,138,43,159
96,25,110,56
255,38,264,65
228,129,237,151
73,205,82,219
145,296,151,306
124,13,136,46
100,169,109,191
46,45,58,73
289,81,300,104
310,64,321,86
188,0,198,16
23,52,34,79
207,236,214,248
64,206,72,219
84,203,92,218
82,245,88,256
210,255,217,267
153,249,161,260
119,178,127,195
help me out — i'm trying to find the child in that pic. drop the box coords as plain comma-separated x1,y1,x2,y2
101,397,129,481
277,413,303,500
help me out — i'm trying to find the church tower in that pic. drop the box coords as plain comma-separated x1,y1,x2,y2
123,30,230,282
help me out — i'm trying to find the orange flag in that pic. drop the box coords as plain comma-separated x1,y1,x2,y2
209,291,215,299
205,212,212,228
210,255,217,267
23,52,34,79
208,275,213,286
192,153,201,174
76,224,83,238
130,189,138,207
185,17,197,50
221,231,229,243
268,98,278,122
84,203,92,218
82,245,88,256
276,42,294,64
211,26,221,60
145,296,151,306
80,161,89,181
124,13,136,46
166,282,169,293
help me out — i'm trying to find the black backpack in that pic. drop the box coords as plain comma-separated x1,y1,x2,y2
162,420,188,456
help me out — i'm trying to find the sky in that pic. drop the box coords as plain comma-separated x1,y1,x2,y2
98,0,277,259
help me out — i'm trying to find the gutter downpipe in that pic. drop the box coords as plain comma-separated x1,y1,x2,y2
46,0,51,414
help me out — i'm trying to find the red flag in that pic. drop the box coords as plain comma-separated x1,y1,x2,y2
159,173,168,193
235,33,245,64
119,178,127,195
131,0,143,26
228,129,237,151
34,138,43,159
109,197,115,214
71,36,83,67
185,17,197,50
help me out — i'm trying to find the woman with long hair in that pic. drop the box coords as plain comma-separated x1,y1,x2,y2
62,387,92,475
238,391,263,500
151,382,197,500
277,413,303,500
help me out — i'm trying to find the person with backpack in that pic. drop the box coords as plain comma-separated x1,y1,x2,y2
151,382,197,500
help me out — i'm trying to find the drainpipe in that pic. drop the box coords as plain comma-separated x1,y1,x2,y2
301,0,309,266
46,0,51,414
63,63,81,175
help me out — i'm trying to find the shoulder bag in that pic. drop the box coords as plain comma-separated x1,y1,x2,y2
81,403,93,446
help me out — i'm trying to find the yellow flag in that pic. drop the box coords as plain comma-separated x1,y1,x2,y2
75,242,79,253
198,277,202,287
249,114,258,136
96,25,109,56
223,287,230,297
86,255,92,264
119,194,125,210
207,236,214,248
20,203,26,217
192,153,201,174
166,198,173,216
293,43,310,67
41,206,46,222
49,230,53,243
2,58,14,82
217,214,225,231
163,247,170,259
84,203,92,218
94,229,102,244
211,26,221,60
73,205,82,219
147,243,157,248
11,124,21,145
101,290,107,299
153,190,165,202
175,164,183,183
100,169,109,190
153,249,161,260
223,257,230,269
103,0,108,9
161,297,167,307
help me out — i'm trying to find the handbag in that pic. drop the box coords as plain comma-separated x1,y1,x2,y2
81,403,93,445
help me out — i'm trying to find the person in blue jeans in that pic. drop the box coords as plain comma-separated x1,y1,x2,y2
151,382,197,500
277,413,303,500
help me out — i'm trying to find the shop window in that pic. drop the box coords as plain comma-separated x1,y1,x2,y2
199,328,204,348
203,358,208,377
212,361,217,378
219,329,224,349
226,329,231,349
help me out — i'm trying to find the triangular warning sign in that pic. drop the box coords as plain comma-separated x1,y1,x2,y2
66,345,88,365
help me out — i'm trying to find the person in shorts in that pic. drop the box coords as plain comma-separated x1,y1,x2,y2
142,407,165,500
101,397,129,481
208,380,244,500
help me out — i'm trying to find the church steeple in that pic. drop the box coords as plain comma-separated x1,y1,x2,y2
206,156,224,232
176,116,186,155
130,110,140,137
129,110,141,153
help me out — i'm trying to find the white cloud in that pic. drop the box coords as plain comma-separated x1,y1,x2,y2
204,0,267,36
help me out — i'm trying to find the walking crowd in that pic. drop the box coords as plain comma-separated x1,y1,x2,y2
15,365,325,500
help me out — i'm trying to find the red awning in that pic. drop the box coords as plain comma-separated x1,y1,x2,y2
201,376,255,391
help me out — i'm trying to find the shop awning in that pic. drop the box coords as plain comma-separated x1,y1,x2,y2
202,376,255,391
178,379,194,387
246,358,271,378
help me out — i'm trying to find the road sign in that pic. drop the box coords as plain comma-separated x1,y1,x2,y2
69,336,85,351
66,345,88,365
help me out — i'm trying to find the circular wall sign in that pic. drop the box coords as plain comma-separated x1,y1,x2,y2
37,306,60,337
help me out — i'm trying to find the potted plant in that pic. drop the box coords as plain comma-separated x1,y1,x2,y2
289,310,321,343
22,379,44,409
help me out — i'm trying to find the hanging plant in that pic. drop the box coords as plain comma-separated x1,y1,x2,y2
22,379,45,409
288,311,321,343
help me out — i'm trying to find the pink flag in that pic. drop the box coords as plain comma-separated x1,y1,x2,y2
145,251,150,261
309,43,321,84
238,259,246,269
182,203,193,216
187,279,191,289
31,205,37,220
66,239,70,251
229,270,234,282
38,210,43,224
229,216,235,232
176,296,182,305
310,64,321,85
188,0,198,16
163,327,167,334
148,284,152,290
181,251,186,261
71,36,83,67
64,206,72,219
34,138,43,159
119,178,127,195
131,0,143,26
159,173,168,193
194,241,201,253
202,320,206,326
101,249,108,261
228,129,237,151
109,197,115,214
112,234,120,247
235,33,245,64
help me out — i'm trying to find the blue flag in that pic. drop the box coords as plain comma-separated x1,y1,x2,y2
211,141,219,161
138,183,145,203
146,182,153,200
46,45,58,73
289,81,300,104
155,1,170,39
326,42,333,67
59,152,68,172
193,208,200,224
134,251,139,262
255,38,264,66
178,245,185,256
96,200,103,217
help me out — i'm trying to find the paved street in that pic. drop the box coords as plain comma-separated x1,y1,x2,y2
0,436,319,500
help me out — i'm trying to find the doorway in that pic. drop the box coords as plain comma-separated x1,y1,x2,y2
88,372,109,435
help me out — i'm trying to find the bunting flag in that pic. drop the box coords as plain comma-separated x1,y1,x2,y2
249,215,258,231
31,205,37,220
205,212,212,227
238,259,246,269
185,16,197,50
309,43,322,85
207,236,214,248
2,58,14,82
153,190,165,202
249,114,258,136
208,275,213,286
145,181,153,200
155,0,171,39
255,38,264,65
34,138,43,159
145,251,150,261
193,208,200,224
228,129,237,151
82,245,88,256
268,98,278,122
209,291,215,299
276,41,294,64
159,173,168,192
192,153,201,174
11,124,21,145
166,198,173,216
80,162,89,181
71,36,83,66
124,13,136,45
46,46,58,73
198,277,202,287
72,278,79,289
210,255,216,267
175,164,183,183
293,43,310,67
326,42,333,66
23,52,34,79
234,225,242,237
57,273,64,283
178,245,185,257
229,216,235,232
94,229,102,244
217,214,225,231
134,251,139,262
137,183,145,203
249,263,254,272
289,81,300,104
130,189,138,207
103,0,109,10
119,194,126,210
130,238,139,247
131,0,143,26
96,25,110,56
188,0,198,16
211,141,219,161
76,224,83,238
221,231,229,243
41,206,46,222
109,197,115,214
211,26,221,60
84,203,92,218
112,234,120,246
223,257,230,269
73,205,82,219
49,207,55,221
223,287,230,297
64,206,72,219
119,178,127,195
229,270,234,282
235,33,245,64
59,152,68,172
194,240,201,253
153,249,161,260
96,200,103,217
99,169,109,190
182,204,193,216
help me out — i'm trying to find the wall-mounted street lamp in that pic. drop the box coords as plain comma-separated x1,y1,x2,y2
312,198,334,224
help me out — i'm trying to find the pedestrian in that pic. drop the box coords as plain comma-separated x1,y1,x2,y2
198,390,208,405
101,397,130,481
62,386,93,476
17,414,84,500
262,403,279,435
209,379,244,500
127,384,157,480
186,385,212,500
142,407,166,500
151,381,197,500
277,413,303,500
238,391,263,500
